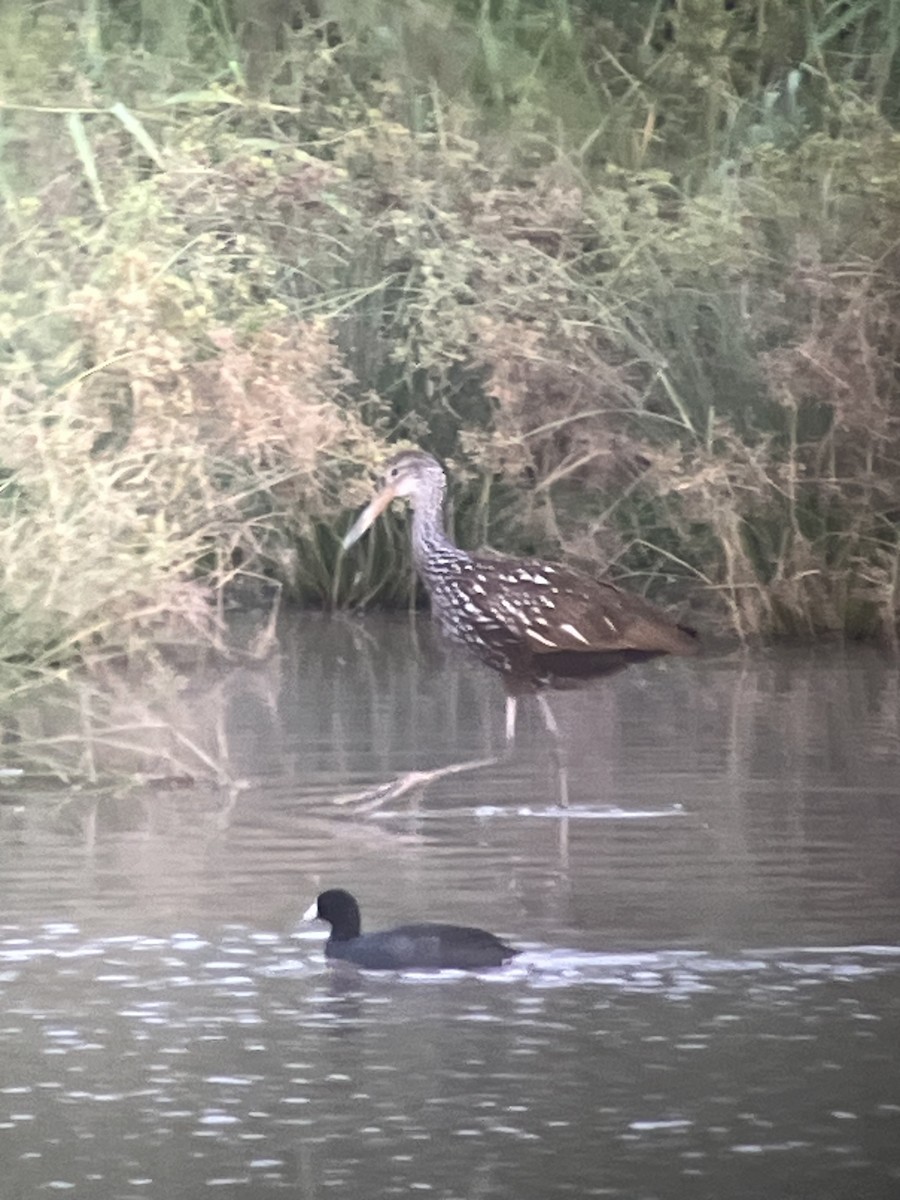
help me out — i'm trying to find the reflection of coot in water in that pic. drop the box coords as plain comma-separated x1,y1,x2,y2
303,888,519,970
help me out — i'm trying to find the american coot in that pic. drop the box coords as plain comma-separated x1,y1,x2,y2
303,888,519,971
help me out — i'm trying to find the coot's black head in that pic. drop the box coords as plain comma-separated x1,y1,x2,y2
304,888,361,941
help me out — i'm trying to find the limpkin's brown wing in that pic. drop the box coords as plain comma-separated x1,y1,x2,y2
462,555,697,658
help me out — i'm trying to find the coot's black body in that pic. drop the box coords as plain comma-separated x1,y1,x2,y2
303,888,518,970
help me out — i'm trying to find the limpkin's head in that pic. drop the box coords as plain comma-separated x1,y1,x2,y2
342,450,446,550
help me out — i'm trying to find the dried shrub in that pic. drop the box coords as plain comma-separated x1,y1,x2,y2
1,0,900,678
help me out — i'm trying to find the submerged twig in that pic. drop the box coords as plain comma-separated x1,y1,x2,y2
333,756,499,815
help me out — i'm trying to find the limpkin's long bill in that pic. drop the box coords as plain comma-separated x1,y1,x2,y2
342,483,398,551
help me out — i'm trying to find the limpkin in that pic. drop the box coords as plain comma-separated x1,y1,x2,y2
342,450,698,744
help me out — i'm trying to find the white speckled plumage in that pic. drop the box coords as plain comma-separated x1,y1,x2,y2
342,449,698,739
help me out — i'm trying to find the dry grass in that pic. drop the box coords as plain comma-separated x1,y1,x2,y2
0,0,896,727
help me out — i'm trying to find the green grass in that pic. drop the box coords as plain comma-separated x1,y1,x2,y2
0,0,896,733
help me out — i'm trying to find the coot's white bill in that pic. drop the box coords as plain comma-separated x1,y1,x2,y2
302,900,319,921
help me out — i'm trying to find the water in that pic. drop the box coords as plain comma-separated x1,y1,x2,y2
1,617,899,1198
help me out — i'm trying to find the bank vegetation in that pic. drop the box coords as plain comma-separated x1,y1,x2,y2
1,0,899,729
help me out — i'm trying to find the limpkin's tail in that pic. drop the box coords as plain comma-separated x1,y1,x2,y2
621,613,699,658
675,622,699,650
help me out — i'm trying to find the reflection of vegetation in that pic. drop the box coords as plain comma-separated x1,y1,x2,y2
0,0,897,738
0,663,240,790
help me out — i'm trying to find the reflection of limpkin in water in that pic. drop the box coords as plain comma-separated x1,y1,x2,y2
342,450,699,748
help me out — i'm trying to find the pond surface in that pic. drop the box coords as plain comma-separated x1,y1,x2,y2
2,617,899,1198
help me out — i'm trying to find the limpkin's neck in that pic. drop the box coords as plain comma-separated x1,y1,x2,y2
409,476,464,579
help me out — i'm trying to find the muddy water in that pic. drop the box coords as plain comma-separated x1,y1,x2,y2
1,617,899,1198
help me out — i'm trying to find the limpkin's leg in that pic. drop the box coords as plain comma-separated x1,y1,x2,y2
536,694,569,809
556,765,571,810
535,694,560,738
505,695,518,744
507,693,558,743
505,690,569,808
